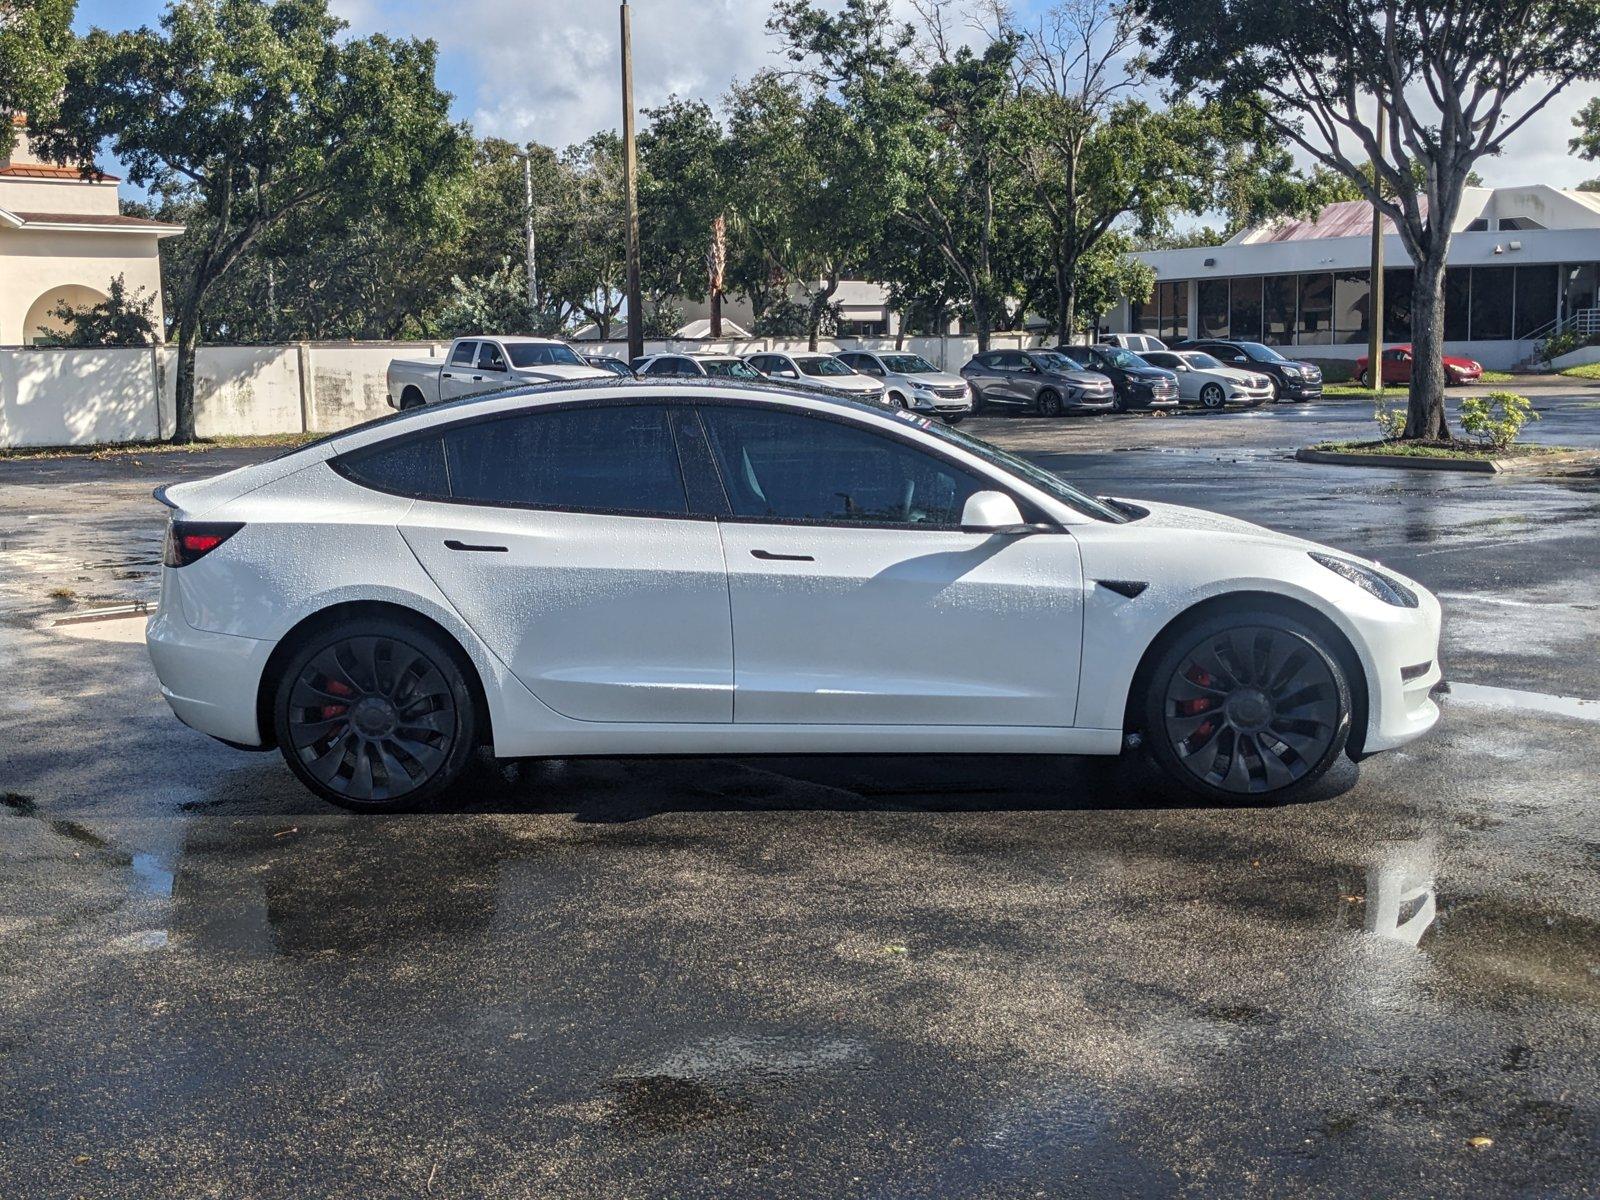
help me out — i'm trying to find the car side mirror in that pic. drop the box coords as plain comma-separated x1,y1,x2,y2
960,491,1029,533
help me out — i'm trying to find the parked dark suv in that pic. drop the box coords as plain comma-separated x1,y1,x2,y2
960,349,1116,416
1073,346,1181,412
1171,340,1323,402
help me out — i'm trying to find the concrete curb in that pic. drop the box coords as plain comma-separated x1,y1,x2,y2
1295,447,1600,473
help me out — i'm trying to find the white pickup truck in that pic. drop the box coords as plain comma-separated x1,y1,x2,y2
387,336,609,409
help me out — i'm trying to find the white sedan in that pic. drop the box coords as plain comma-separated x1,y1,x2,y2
743,350,887,402
147,381,1443,811
1143,350,1275,410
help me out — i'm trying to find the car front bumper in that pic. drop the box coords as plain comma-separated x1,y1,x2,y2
1278,377,1323,399
1343,582,1445,756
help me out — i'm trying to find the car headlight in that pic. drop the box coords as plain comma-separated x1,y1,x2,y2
1281,365,1302,378
1309,552,1419,608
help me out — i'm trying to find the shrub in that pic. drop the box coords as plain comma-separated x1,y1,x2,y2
41,275,156,346
1459,391,1539,450
1373,396,1407,440
1539,329,1600,364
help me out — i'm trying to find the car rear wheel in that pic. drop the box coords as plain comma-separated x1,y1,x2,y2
1140,610,1351,804
1200,383,1227,410
273,616,478,811
1036,389,1064,417
400,387,426,411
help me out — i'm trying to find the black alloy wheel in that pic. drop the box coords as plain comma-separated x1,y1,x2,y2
1036,389,1064,417
1143,612,1350,802
275,618,477,810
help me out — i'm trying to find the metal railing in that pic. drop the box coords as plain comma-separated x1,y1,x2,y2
1522,306,1600,345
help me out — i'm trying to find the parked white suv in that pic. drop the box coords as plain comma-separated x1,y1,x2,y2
1097,333,1168,354
743,351,887,402
834,350,973,422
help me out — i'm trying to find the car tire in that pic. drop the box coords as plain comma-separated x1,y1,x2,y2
969,386,988,415
273,615,479,812
1110,390,1128,413
1036,389,1064,417
1138,609,1352,805
942,414,964,425
400,387,426,411
889,391,909,408
1200,383,1227,410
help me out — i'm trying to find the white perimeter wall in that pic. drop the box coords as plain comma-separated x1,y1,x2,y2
0,335,1040,448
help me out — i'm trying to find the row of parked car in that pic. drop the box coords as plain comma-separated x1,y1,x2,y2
388,334,1327,419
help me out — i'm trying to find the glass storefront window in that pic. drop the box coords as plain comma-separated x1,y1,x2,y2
1563,263,1599,320
1382,268,1414,342
1263,275,1296,345
1469,265,1514,341
1198,279,1230,338
1333,271,1370,343
1159,281,1187,342
1297,273,1333,345
1229,277,1263,341
1514,264,1558,338
1443,268,1471,340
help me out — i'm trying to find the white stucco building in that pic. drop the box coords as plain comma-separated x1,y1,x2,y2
1107,185,1600,368
1,117,182,345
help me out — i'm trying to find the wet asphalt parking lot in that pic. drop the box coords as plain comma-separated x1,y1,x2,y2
2,389,1599,1198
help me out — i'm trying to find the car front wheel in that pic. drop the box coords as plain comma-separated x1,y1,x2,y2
273,616,479,811
1139,609,1351,803
1036,389,1064,417
1200,383,1227,410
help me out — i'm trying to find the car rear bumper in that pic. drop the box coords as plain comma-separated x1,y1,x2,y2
147,586,276,747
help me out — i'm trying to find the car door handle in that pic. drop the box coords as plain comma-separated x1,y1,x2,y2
441,371,453,378
444,539,508,553
751,549,814,562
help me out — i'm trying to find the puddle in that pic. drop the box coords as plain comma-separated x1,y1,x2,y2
608,1074,743,1135
130,852,174,898
1448,682,1600,722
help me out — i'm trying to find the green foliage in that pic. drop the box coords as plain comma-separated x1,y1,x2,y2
39,274,157,345
1460,391,1539,450
1373,396,1407,441
40,0,470,439
1539,328,1600,364
0,0,76,157
435,259,533,339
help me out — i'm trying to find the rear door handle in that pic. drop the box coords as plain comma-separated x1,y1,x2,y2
445,539,508,553
751,549,814,562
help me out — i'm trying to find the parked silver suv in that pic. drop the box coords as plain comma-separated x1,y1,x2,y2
960,349,1116,416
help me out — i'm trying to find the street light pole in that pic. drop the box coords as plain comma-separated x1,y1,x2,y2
522,149,538,332
1368,5,1391,395
620,1,643,361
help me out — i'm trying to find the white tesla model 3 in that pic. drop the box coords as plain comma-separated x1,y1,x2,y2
147,381,1444,811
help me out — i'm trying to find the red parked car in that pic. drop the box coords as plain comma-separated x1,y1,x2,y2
1355,345,1483,387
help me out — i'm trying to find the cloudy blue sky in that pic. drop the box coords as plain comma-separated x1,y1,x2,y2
71,0,1600,189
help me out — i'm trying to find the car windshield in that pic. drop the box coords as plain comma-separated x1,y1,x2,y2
701,358,762,379
797,357,855,377
1028,351,1081,372
1182,352,1223,369
1236,342,1288,363
507,342,585,368
1098,347,1147,370
879,354,938,374
906,416,1128,523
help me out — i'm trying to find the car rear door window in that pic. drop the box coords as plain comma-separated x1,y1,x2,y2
449,341,478,366
442,405,689,515
696,404,983,527
338,435,450,498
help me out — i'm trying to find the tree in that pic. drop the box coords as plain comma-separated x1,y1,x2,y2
0,0,75,157
1134,0,1600,440
41,0,469,442
638,98,727,326
41,273,157,345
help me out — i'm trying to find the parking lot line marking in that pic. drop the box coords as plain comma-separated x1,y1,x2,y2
1448,682,1600,722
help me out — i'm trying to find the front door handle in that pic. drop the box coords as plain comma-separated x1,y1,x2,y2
751,549,814,562
441,371,453,378
445,539,508,553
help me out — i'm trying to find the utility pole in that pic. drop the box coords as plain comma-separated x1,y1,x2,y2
620,1,644,361
521,149,538,332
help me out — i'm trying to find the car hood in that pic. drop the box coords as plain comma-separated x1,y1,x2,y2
1118,498,1327,553
901,372,969,389
1047,369,1113,387
512,363,611,381
808,374,882,392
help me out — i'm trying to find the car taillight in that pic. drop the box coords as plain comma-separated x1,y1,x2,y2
164,521,243,567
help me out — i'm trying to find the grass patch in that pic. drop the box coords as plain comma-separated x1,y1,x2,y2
1309,439,1577,461
1558,362,1600,380
1323,383,1408,399
0,431,320,462
1478,370,1515,383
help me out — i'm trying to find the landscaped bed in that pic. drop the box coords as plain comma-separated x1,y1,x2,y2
1296,439,1591,472
0,432,320,462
